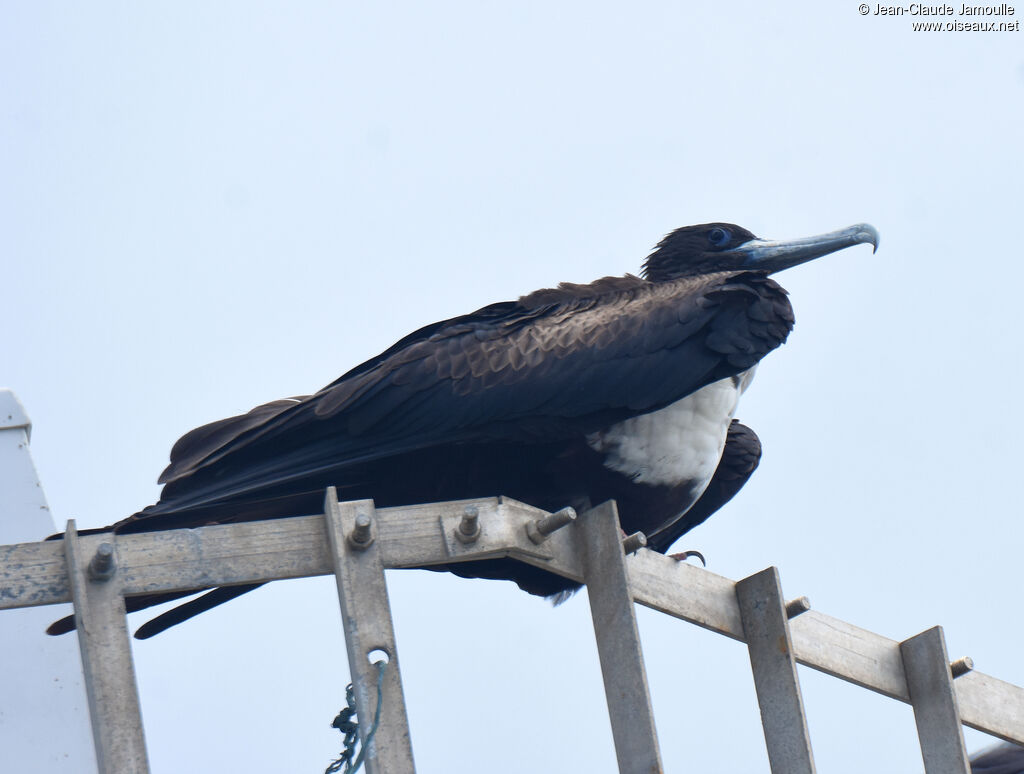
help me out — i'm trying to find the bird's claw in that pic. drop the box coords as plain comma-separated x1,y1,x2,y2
669,549,706,567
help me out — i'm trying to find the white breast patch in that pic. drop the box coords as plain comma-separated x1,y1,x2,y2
587,369,756,490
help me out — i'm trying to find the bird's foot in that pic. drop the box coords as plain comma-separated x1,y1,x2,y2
668,549,706,567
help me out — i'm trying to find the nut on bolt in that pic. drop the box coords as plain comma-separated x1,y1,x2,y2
621,531,646,554
526,506,577,544
88,542,117,581
785,596,811,619
347,511,374,550
455,505,481,544
950,656,974,678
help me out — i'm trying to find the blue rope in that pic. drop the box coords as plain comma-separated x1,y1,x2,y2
325,660,387,774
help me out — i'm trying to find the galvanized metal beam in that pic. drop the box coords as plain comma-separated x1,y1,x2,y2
0,497,572,611
901,626,970,774
324,489,416,774
64,521,150,774
4,499,1024,747
576,501,663,774
736,567,816,774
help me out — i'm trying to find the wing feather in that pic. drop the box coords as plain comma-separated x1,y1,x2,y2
153,271,793,513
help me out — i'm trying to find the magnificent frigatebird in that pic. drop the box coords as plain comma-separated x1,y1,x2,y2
49,222,878,638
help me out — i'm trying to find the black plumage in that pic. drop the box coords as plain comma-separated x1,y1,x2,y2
971,744,1024,774
48,222,878,637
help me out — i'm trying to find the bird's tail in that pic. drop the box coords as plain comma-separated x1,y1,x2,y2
46,584,264,638
43,490,326,638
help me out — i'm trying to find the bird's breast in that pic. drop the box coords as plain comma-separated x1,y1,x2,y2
586,369,756,491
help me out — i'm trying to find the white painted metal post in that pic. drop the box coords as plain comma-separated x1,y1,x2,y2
901,626,971,774
0,390,98,773
64,521,150,774
576,500,664,774
324,489,416,774
736,567,816,774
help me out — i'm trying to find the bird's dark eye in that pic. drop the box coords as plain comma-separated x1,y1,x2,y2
708,228,731,248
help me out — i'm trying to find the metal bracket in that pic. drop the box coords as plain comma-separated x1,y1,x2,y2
435,503,555,563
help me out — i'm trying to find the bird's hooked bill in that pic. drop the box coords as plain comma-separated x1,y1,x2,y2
732,223,880,274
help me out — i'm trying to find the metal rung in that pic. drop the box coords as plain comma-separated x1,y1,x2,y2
576,501,663,774
324,489,416,774
901,626,971,774
736,567,816,774
64,521,150,774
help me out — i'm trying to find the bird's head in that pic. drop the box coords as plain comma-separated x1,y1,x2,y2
642,222,879,282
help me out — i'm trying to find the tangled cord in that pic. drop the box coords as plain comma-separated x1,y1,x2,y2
325,660,387,774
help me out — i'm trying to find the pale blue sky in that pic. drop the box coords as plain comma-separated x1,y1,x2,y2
3,2,1023,772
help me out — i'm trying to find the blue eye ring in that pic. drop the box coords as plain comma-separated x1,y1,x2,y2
708,227,731,248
